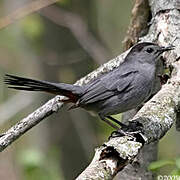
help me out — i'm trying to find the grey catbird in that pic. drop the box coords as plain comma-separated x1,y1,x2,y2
4,42,174,130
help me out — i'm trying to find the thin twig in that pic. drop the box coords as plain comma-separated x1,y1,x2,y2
0,0,60,29
0,96,64,151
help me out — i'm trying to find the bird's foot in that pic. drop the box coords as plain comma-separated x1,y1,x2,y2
109,121,145,143
121,120,143,132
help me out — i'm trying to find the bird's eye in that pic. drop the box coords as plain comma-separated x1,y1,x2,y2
146,48,154,53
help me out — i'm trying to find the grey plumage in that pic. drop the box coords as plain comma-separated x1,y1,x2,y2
4,42,174,129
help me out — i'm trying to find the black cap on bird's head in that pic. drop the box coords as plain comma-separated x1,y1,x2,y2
127,42,174,64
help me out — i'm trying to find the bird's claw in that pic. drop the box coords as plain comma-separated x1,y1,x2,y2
109,120,144,143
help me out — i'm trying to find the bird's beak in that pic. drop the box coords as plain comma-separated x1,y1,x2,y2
158,45,175,54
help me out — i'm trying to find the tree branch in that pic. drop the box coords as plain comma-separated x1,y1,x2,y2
0,96,64,151
0,0,60,29
123,0,150,50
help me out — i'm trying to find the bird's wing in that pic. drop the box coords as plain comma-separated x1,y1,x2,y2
102,69,138,91
79,68,138,105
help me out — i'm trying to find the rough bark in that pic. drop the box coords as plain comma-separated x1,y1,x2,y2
115,109,158,180
123,0,151,50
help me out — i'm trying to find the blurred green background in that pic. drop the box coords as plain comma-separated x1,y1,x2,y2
0,0,180,179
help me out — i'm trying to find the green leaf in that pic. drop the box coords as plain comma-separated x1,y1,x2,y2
148,160,175,171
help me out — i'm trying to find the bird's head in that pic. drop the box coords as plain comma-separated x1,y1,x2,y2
128,42,174,64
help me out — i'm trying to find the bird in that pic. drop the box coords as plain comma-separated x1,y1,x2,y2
4,42,174,130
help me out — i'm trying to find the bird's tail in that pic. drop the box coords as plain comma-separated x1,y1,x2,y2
4,74,83,102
